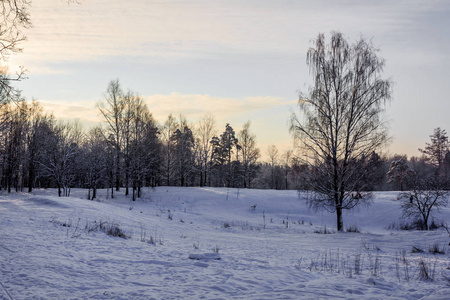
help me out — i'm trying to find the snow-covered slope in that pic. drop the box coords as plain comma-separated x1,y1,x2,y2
1,187,449,299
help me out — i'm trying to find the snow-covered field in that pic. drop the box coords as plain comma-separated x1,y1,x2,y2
1,187,449,299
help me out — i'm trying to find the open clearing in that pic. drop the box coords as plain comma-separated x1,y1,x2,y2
1,187,449,299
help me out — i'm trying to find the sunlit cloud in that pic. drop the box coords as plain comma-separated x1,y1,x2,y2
37,93,296,127
37,93,296,158
38,99,100,127
145,93,296,123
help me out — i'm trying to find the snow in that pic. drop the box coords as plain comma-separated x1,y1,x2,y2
1,187,449,299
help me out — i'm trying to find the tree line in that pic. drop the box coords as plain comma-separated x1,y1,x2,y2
0,79,309,199
1,83,446,200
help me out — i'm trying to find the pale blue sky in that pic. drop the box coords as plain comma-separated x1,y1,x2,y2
9,0,450,159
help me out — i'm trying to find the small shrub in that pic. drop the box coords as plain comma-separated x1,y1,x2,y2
395,250,410,282
106,223,128,238
69,218,81,238
429,219,444,230
417,257,438,281
85,220,99,233
346,224,360,233
294,258,303,270
140,225,149,243
412,219,426,231
314,225,335,234
371,255,382,277
262,211,266,229
140,226,162,246
354,253,362,275
390,219,428,231
221,221,259,230
428,243,445,255
362,242,381,252
108,226,126,238
387,222,396,230
411,246,424,253
51,218,81,238
98,221,130,239
418,259,430,281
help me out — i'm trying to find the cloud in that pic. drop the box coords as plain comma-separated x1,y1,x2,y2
10,0,450,74
38,99,101,127
144,93,296,123
36,93,296,157
37,92,296,128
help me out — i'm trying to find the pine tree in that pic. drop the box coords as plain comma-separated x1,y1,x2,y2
419,127,449,175
211,124,240,187
171,125,195,187
387,157,414,191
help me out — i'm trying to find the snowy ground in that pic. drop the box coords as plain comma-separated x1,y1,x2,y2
1,187,449,299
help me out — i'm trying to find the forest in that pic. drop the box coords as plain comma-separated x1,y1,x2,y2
1,78,448,202
0,78,281,198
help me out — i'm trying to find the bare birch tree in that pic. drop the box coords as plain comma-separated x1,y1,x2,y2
161,114,178,186
128,95,160,199
282,150,293,189
238,121,260,188
82,127,107,200
97,79,124,194
266,145,279,189
195,114,216,187
290,32,392,231
40,121,83,197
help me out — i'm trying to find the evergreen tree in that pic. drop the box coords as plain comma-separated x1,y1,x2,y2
211,124,240,187
419,127,449,176
387,156,414,191
171,125,195,187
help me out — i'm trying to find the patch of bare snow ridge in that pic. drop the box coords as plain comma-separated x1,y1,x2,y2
0,187,449,299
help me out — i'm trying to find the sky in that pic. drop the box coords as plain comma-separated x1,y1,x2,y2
8,0,450,159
